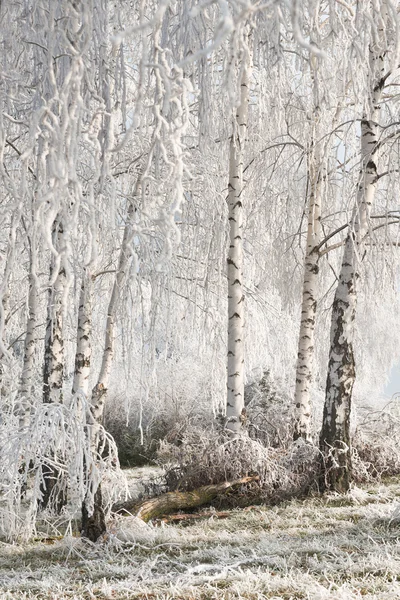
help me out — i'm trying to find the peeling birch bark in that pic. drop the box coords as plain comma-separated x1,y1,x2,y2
226,40,251,435
320,10,388,492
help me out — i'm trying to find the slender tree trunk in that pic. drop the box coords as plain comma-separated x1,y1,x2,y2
18,242,38,431
40,220,66,511
18,262,37,501
293,23,328,441
69,270,105,541
320,11,387,491
293,145,322,441
72,271,95,531
0,207,22,396
226,39,251,435
72,271,93,399
81,197,137,542
90,199,135,422
43,224,65,406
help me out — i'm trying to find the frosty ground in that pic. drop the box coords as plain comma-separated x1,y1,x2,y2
1,473,400,600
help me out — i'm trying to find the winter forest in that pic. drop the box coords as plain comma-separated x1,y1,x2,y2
2,0,400,598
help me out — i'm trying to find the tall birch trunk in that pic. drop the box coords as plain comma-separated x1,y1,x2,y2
320,10,387,491
294,23,328,441
81,198,137,542
293,141,322,441
226,43,251,435
72,273,97,536
40,220,66,510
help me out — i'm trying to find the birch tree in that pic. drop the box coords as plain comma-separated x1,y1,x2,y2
293,48,324,442
81,0,194,538
82,193,139,540
292,5,348,441
226,30,251,435
40,220,67,509
320,0,397,492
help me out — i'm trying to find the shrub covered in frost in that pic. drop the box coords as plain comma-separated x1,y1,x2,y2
157,426,320,504
352,397,400,481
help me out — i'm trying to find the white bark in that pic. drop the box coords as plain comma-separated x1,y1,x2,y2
19,240,39,430
72,271,93,398
293,142,322,441
226,42,251,435
43,221,66,405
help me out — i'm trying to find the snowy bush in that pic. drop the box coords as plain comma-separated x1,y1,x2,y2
245,370,295,448
157,425,320,505
352,397,400,481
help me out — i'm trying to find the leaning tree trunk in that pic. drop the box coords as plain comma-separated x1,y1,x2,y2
40,220,66,511
320,12,387,491
81,195,137,542
320,126,381,494
0,207,22,396
226,38,251,435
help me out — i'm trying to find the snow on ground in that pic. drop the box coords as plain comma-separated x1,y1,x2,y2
1,474,400,599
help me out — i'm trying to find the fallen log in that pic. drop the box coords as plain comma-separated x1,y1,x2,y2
112,475,259,522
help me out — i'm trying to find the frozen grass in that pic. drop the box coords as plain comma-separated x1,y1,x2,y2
2,475,400,599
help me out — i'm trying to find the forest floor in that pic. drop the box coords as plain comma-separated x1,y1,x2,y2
1,472,400,599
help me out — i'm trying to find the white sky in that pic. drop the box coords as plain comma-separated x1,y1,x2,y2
384,362,400,398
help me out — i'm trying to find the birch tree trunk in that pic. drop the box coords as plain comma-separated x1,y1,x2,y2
43,222,66,406
294,19,332,441
320,9,387,491
18,240,38,431
226,41,251,435
81,198,137,542
40,219,66,510
293,138,323,441
72,271,93,399
90,200,135,422
72,272,97,537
